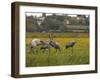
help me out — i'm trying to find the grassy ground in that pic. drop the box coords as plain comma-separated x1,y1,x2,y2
26,32,89,67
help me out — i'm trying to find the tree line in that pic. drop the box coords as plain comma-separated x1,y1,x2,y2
26,13,89,32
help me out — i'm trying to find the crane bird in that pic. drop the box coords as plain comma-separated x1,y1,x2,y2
49,40,61,53
40,39,61,54
40,40,51,53
40,33,61,54
30,38,43,53
48,33,61,54
65,41,76,54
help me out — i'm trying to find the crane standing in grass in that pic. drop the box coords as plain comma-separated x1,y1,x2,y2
40,33,61,54
65,41,76,54
48,33,61,54
30,38,43,53
65,32,78,55
40,40,51,53
49,40,61,53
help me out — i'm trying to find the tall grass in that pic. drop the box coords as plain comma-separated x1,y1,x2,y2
26,32,89,38
26,32,89,67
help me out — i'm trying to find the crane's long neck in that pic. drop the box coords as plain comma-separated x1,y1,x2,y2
49,33,53,41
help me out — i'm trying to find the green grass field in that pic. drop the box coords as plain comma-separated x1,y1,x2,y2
26,32,89,67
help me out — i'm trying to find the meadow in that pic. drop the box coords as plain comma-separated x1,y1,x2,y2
26,32,89,67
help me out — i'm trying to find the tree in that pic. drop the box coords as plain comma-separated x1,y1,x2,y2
26,16,41,32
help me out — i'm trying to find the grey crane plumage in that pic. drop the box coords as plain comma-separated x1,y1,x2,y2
65,41,76,53
30,38,43,53
40,40,51,53
40,33,61,54
49,40,61,53
48,33,61,53
65,41,76,49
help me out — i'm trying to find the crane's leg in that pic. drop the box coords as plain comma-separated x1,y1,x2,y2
72,47,73,55
48,47,50,54
58,48,61,54
56,49,58,55
48,49,50,66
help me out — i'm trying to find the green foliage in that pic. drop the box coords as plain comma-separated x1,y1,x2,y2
26,14,89,32
26,16,41,32
40,15,65,31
